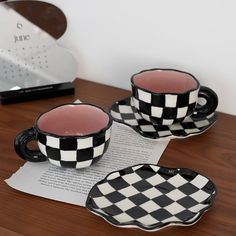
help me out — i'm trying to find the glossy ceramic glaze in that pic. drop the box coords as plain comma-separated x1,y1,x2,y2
86,164,216,232
132,69,198,93
37,104,110,136
14,103,113,168
109,97,217,139
130,69,218,125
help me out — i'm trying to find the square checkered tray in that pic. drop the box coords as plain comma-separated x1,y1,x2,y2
86,164,216,232
109,97,217,139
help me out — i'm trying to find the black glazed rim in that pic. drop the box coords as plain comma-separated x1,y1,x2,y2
131,68,200,96
34,103,113,139
86,163,217,231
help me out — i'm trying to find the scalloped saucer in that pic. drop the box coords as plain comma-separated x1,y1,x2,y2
86,164,216,232
109,97,217,139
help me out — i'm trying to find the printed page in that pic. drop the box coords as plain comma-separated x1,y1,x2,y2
5,122,169,206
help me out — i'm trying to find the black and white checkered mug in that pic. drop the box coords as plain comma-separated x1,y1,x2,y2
131,69,218,125
14,103,113,169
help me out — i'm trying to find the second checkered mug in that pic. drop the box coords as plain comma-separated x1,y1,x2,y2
14,103,113,169
131,68,218,125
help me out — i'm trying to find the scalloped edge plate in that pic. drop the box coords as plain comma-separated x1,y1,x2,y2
86,164,217,232
109,97,217,140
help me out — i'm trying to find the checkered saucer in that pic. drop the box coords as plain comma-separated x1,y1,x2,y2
109,97,217,139
86,164,216,232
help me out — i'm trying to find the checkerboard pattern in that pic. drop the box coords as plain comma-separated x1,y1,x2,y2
37,128,111,168
86,164,216,231
109,97,217,139
131,85,199,125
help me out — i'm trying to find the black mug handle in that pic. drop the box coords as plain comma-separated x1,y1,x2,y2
192,86,218,119
14,128,47,162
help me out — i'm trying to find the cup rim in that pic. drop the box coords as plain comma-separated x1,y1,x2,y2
131,68,200,96
34,103,113,139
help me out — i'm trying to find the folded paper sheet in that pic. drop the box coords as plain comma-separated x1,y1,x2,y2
5,122,169,206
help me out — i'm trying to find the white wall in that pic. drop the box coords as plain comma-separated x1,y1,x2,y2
48,0,235,115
